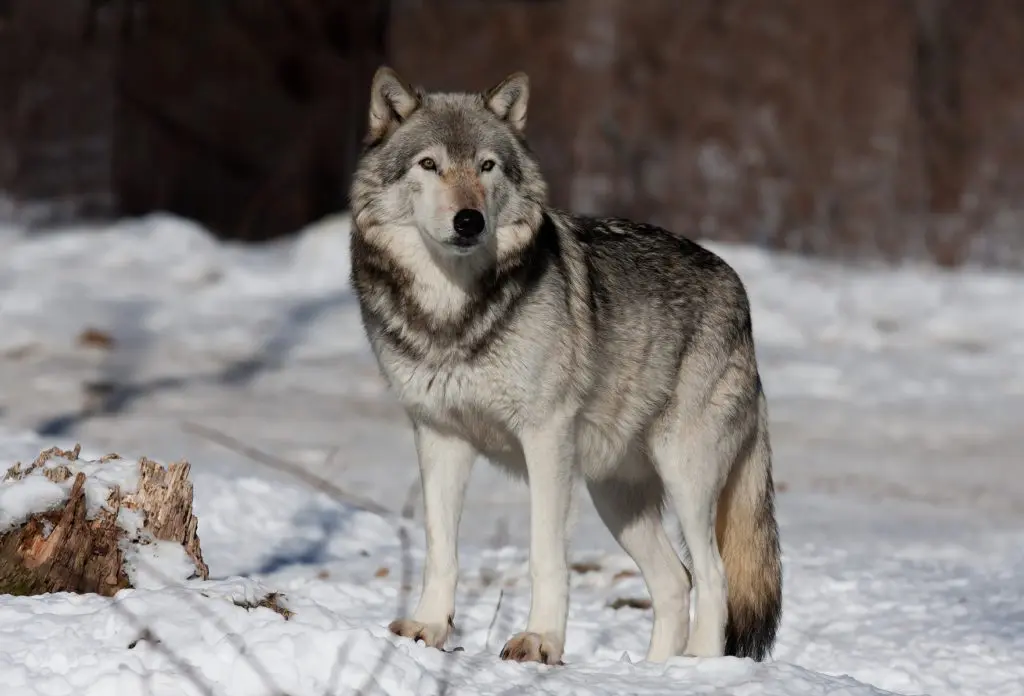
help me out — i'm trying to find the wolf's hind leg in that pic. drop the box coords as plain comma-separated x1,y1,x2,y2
649,365,755,657
587,472,691,662
389,423,475,650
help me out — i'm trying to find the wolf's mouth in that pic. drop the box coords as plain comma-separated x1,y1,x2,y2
449,237,482,252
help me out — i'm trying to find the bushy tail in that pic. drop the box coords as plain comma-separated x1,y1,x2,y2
715,390,782,661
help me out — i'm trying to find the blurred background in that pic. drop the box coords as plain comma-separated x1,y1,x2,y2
3,0,1024,267
1,0,1022,542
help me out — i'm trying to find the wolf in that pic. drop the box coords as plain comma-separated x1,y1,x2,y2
348,66,782,666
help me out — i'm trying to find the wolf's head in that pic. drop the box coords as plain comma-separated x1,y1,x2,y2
350,67,548,264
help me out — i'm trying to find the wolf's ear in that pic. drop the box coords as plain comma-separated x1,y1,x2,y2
367,66,420,143
484,72,529,132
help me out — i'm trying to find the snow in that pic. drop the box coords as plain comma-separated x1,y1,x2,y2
0,475,65,532
0,448,141,532
0,212,1022,696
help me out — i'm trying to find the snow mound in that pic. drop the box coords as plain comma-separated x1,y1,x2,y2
0,577,900,696
3,428,1021,695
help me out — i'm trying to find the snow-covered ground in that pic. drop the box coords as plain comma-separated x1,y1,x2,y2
0,213,1021,696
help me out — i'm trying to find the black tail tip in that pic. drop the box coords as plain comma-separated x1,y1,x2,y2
724,600,782,662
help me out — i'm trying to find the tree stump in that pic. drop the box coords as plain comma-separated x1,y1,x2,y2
0,445,208,597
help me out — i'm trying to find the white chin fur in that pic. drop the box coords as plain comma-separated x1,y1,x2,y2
446,243,481,256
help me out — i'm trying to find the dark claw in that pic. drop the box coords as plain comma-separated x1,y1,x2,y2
501,644,530,662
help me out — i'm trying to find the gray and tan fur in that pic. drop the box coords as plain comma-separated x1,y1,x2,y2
349,66,782,666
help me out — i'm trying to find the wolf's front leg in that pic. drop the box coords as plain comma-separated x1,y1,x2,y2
389,423,475,650
500,415,574,666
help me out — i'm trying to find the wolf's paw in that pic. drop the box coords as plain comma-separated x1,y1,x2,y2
499,632,564,665
388,618,451,649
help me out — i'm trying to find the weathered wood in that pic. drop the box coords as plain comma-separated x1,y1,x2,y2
0,446,208,597
122,457,209,580
0,470,128,596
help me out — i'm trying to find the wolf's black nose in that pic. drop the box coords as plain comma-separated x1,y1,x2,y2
453,209,485,238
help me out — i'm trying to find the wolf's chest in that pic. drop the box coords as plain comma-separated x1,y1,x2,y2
381,352,514,423
382,355,524,459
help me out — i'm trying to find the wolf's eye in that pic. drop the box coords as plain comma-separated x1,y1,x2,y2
480,159,496,173
418,158,437,171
